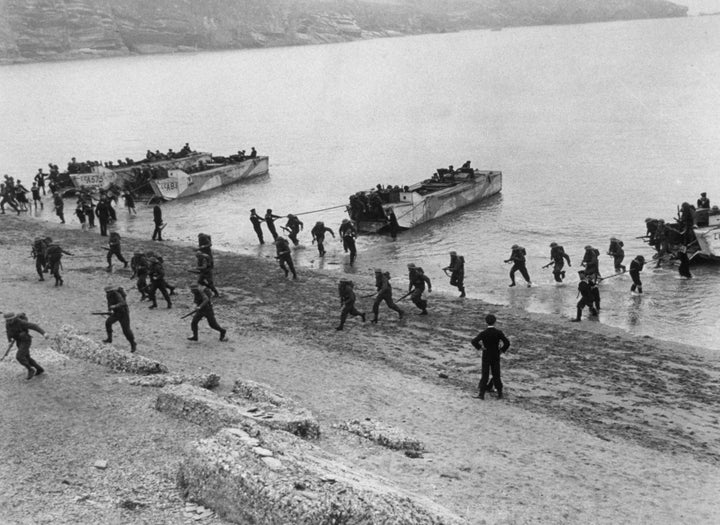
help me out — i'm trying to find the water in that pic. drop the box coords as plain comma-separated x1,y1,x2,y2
2,16,720,350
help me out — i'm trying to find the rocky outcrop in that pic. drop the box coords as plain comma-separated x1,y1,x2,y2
0,0,688,64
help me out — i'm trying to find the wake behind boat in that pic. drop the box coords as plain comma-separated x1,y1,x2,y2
347,162,502,234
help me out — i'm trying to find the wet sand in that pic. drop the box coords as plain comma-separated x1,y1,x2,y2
1,213,719,524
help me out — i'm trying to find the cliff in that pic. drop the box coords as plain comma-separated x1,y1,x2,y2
0,0,689,64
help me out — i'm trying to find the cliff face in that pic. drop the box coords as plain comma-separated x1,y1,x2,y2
0,0,689,64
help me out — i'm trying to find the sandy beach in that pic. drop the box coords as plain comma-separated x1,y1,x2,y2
1,213,719,524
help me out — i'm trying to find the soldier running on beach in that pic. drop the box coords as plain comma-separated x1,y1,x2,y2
147,256,172,309
31,236,49,281
311,221,335,257
102,286,137,353
275,236,297,279
195,250,219,297
130,251,149,300
46,242,73,286
546,242,571,283
471,313,510,400
187,284,227,342
407,263,432,315
336,278,365,330
505,244,532,287
571,270,597,322
283,214,304,246
52,192,65,223
249,209,265,244
629,255,645,294
338,218,358,265
106,231,128,271
371,269,404,323
443,251,466,297
3,312,48,380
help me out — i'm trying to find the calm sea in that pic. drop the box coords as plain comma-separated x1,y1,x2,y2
1,16,720,350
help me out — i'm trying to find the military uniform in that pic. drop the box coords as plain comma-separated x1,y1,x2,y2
275,237,297,279
371,270,404,323
188,285,226,341
337,279,365,330
102,286,137,352
106,231,128,270
4,312,47,379
407,263,431,315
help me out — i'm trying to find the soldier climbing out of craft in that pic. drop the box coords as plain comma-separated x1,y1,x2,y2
310,221,335,257
102,285,137,353
187,284,227,342
3,312,48,380
505,244,532,287
336,278,365,330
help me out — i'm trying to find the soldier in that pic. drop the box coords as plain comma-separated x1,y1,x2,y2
31,236,49,281
75,201,86,230
122,191,136,215
275,236,297,279
571,270,597,322
387,208,399,240
0,182,20,215
284,214,304,246
336,279,365,330
95,197,112,236
581,245,601,280
106,231,128,271
607,237,626,273
676,245,692,279
83,197,96,228
102,286,137,353
130,251,149,300
547,242,571,283
264,209,282,241
198,232,213,261
407,263,432,315
629,255,645,294
147,256,172,309
443,251,465,297
471,313,510,400
187,284,227,342
34,168,47,195
504,244,532,287
195,250,219,297
3,312,48,380
31,183,43,210
52,191,65,223
152,204,164,241
249,209,265,244
371,269,404,323
338,218,358,264
46,242,73,286
310,221,335,257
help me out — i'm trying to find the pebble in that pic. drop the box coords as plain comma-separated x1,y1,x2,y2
252,447,273,457
261,457,283,470
93,460,108,470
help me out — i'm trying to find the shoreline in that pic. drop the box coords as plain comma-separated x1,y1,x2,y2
1,213,720,523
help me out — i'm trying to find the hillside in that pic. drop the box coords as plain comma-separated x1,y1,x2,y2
0,0,688,64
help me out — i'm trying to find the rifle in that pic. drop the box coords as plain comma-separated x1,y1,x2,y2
598,272,625,282
91,311,111,316
397,290,413,302
542,261,553,269
187,269,201,274
0,341,15,361
360,292,378,299
181,309,199,320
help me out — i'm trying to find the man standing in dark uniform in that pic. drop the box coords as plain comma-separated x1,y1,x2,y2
407,263,432,315
371,269,404,323
629,255,645,294
338,218,358,264
264,209,282,241
249,209,265,244
102,286,137,353
336,279,365,330
3,312,48,380
471,314,510,399
571,270,597,322
188,284,227,342
505,244,532,287
95,197,111,236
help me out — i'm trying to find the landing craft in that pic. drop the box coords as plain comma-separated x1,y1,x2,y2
347,166,502,234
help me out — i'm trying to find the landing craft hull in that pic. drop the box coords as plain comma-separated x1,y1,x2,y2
69,152,213,192
354,170,502,233
150,156,269,200
693,226,720,261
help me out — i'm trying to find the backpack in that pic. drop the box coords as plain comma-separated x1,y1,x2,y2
338,279,354,297
109,232,121,244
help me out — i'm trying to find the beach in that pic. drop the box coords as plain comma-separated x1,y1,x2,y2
1,214,719,524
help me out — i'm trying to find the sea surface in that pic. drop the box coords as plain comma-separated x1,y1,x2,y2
1,16,720,350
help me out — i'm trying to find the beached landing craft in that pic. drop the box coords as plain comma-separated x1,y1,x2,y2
69,152,213,193
644,206,720,262
693,209,720,260
347,167,502,233
150,156,269,200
